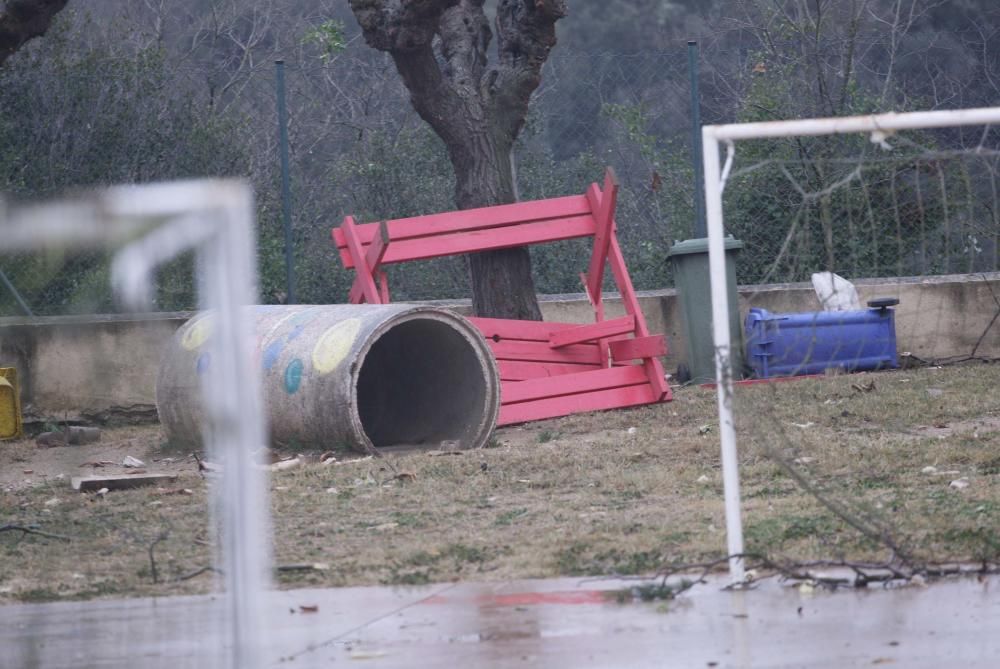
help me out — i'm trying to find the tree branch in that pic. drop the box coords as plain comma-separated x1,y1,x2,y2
490,0,566,141
0,0,69,67
0,523,75,541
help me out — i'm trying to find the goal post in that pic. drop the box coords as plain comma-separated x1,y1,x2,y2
701,107,1000,583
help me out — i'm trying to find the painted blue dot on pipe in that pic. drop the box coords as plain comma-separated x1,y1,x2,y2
196,352,210,375
262,340,285,371
284,358,304,394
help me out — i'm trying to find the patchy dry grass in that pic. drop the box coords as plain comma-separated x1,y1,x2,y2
2,363,999,602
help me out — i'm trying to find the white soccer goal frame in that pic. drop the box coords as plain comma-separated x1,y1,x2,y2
2,180,270,668
702,107,1000,583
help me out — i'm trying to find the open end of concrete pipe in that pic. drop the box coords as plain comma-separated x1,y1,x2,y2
351,309,499,451
156,305,500,453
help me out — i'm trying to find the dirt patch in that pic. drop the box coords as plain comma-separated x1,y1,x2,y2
0,425,188,491
2,364,999,602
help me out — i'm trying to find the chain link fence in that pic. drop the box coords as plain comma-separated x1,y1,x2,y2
2,38,999,317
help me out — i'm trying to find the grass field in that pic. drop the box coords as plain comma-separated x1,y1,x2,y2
2,363,999,602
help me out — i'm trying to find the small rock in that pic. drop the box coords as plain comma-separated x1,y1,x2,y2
949,478,970,490
43,497,60,507
698,425,712,435
325,487,339,494
793,457,815,465
67,426,100,445
627,427,637,435
921,466,938,475
270,456,302,472
122,456,145,468
697,474,711,484
96,487,109,497
927,388,944,398
36,431,67,447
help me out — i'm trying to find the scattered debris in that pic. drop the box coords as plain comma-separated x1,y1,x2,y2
627,427,638,435
298,604,319,614
72,473,179,493
696,474,711,484
789,422,815,429
427,450,463,457
349,650,388,660
793,457,815,465
193,453,222,476
0,523,74,541
36,426,101,447
921,466,938,475
334,455,373,467
698,425,712,435
270,456,302,472
949,478,970,490
325,487,339,494
394,471,417,482
276,563,330,573
927,388,944,398
96,488,109,498
43,497,60,507
35,432,64,447
851,380,877,393
122,455,146,468
372,522,398,532
155,488,194,496
79,460,116,468
319,451,338,464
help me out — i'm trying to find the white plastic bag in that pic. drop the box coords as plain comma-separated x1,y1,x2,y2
811,272,861,311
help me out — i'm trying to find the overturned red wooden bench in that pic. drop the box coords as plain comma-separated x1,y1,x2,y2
332,167,672,426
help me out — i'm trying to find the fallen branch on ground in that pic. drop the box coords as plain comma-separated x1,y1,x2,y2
0,524,74,541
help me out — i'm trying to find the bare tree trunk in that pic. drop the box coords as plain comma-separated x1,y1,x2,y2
0,0,68,67
350,0,565,320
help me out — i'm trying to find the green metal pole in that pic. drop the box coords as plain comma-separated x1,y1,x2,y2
688,41,706,239
275,60,296,304
0,268,33,316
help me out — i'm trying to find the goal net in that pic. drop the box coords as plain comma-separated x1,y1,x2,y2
702,109,1000,583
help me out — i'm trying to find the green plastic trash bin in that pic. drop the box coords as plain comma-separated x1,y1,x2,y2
667,236,744,384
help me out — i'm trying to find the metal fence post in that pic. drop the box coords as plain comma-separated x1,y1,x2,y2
275,60,296,304
688,41,706,239
0,268,33,316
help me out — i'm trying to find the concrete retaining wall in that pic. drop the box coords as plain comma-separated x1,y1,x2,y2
1,273,997,423
0,313,189,424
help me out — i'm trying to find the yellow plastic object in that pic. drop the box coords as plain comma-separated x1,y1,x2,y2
0,367,23,440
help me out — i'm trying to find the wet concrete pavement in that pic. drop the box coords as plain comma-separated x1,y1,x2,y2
2,575,998,668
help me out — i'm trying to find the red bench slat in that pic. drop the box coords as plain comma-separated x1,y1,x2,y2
501,365,649,405
548,315,635,348
498,360,601,381
609,335,667,362
498,383,657,426
338,216,597,268
469,317,590,342
488,339,602,365
333,195,591,257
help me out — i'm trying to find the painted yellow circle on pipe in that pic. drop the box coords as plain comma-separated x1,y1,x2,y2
181,314,214,351
312,319,361,374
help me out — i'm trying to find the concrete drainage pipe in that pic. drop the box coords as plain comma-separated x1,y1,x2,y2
156,304,500,453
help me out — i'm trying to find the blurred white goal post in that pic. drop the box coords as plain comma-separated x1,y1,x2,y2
1,180,270,668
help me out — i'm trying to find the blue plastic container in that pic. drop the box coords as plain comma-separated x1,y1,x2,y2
744,303,898,378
